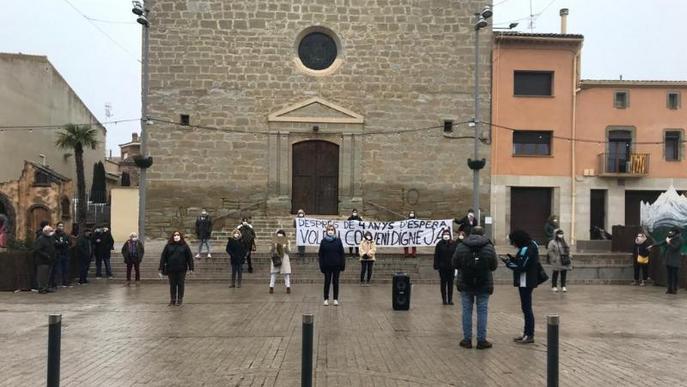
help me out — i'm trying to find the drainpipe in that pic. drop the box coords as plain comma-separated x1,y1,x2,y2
570,50,580,245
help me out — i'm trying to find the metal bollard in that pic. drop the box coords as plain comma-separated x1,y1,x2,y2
547,314,559,387
48,314,62,387
301,314,314,387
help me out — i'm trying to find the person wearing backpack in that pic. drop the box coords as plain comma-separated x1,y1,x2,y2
452,226,497,349
434,229,457,305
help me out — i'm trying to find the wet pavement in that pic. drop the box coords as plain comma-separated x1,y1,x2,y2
1,282,686,386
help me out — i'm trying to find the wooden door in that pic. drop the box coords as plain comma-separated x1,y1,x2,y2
292,141,339,214
608,130,632,173
29,206,51,239
590,189,607,238
510,187,552,245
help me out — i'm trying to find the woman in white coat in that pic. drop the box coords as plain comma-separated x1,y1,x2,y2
269,229,292,294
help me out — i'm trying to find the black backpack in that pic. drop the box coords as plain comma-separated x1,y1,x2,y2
461,245,490,288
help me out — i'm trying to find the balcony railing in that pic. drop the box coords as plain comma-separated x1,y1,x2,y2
597,152,650,177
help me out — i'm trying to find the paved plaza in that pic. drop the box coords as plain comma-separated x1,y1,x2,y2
1,282,686,386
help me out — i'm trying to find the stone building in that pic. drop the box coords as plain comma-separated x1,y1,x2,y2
145,0,492,237
0,161,74,243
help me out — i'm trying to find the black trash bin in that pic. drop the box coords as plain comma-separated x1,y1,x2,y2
392,272,411,310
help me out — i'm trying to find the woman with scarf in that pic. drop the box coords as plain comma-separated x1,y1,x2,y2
269,230,292,294
359,231,377,286
546,229,572,292
632,232,651,286
121,232,145,286
159,231,194,306
318,224,345,306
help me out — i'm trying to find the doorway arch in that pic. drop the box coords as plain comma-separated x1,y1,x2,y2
0,193,16,247
292,140,339,214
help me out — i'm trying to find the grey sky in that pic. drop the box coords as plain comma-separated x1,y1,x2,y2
1,0,685,155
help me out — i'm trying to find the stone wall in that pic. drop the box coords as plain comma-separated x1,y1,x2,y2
146,0,492,237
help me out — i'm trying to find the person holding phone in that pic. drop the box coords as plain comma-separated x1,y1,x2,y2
502,230,541,344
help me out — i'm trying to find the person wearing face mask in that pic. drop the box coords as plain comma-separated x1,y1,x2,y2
632,232,651,286
404,211,417,258
159,231,194,306
319,225,345,306
269,230,292,294
347,209,362,257
121,232,145,286
93,225,114,279
238,217,256,273
195,209,213,259
51,222,72,288
359,231,377,286
544,215,560,245
434,229,456,305
226,229,247,288
454,209,478,237
77,229,93,285
33,225,56,294
547,229,572,293
293,209,307,258
452,226,497,349
650,227,684,294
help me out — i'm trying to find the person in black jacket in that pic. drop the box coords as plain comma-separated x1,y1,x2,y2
632,232,651,286
433,229,457,305
195,209,213,259
159,231,194,306
76,229,93,284
347,209,362,256
121,232,145,286
238,218,256,273
33,225,56,294
226,229,247,288
454,209,478,236
93,226,114,279
452,227,498,349
51,222,72,287
650,227,684,294
319,224,345,306
503,230,541,344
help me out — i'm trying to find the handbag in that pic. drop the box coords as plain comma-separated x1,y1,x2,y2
637,255,649,264
362,254,370,260
271,254,282,267
537,262,549,285
560,254,571,266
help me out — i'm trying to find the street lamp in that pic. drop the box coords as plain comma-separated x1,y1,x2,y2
132,1,151,241
468,5,492,226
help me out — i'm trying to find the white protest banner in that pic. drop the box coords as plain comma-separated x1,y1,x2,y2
295,218,453,247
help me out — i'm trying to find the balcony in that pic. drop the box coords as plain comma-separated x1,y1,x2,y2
597,152,649,177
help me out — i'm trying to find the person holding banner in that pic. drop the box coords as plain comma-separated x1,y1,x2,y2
319,224,346,306
359,231,377,286
404,210,418,258
347,209,363,257
293,209,306,258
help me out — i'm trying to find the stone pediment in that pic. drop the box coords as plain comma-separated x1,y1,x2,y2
268,97,364,124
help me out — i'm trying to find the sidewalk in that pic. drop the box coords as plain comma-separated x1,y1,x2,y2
1,283,685,386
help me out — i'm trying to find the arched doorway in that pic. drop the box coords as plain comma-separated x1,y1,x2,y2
292,141,339,214
27,205,51,240
0,193,16,247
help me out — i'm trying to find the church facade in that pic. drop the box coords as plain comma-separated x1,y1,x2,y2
145,0,491,237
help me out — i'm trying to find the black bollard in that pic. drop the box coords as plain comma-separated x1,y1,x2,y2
48,314,62,387
302,314,314,387
547,314,559,387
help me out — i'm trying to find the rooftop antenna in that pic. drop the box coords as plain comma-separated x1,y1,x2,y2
105,103,113,119
529,0,535,32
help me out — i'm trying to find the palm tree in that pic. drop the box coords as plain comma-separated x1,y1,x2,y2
56,124,99,233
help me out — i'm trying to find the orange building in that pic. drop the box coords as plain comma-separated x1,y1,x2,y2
490,31,687,245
